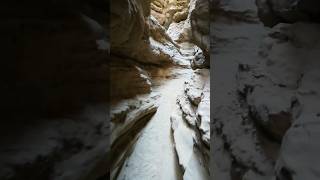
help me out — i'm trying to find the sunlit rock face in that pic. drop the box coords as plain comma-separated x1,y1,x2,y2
212,0,320,180
151,0,190,27
111,0,183,65
109,0,184,105
109,0,200,104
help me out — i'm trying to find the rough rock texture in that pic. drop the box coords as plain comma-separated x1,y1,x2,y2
212,0,277,179
110,0,211,179
111,0,185,65
256,22,320,180
164,0,209,68
190,0,209,51
189,0,210,68
171,69,210,179
109,1,195,176
256,0,320,27
0,105,110,180
166,0,195,43
212,0,320,179
110,93,160,179
114,68,192,180
197,79,210,146
151,0,190,27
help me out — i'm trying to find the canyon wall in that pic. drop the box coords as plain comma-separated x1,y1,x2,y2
190,0,210,68
110,0,211,179
151,0,190,27
212,0,320,180
0,1,110,180
256,0,320,27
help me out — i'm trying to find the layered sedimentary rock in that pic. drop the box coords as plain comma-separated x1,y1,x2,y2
110,93,160,179
110,59,152,101
110,0,191,178
151,0,190,27
164,0,210,69
111,0,211,179
111,0,185,65
212,0,320,179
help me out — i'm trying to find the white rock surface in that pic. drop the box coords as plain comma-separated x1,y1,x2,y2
184,69,209,105
115,68,192,180
170,67,210,180
171,106,196,170
197,77,210,146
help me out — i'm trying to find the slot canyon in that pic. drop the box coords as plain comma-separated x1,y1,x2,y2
110,0,210,179
1,0,320,180
0,0,211,179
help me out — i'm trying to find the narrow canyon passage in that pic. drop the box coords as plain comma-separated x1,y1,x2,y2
110,0,210,179
117,68,192,180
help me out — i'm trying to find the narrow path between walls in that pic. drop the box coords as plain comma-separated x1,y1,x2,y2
116,67,193,180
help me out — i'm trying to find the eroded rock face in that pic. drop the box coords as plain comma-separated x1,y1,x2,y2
0,104,110,180
212,0,320,179
110,94,160,178
191,47,209,69
171,69,210,179
111,0,185,65
151,0,190,27
110,59,152,101
190,0,210,68
110,0,211,179
257,22,320,180
190,0,209,50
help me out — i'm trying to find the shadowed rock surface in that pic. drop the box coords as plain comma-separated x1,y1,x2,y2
0,1,111,180
212,0,320,179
